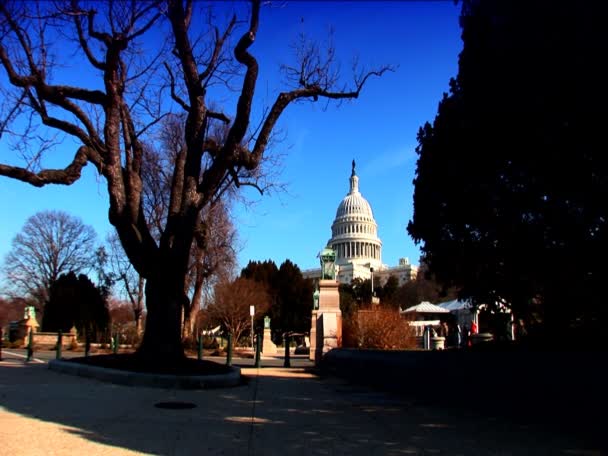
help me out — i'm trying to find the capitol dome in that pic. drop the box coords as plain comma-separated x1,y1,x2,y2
328,161,383,274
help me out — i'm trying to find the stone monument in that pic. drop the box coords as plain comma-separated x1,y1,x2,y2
22,306,39,336
309,288,320,361
314,246,342,364
261,315,276,355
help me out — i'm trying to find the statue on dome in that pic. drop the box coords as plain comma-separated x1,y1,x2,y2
351,159,356,176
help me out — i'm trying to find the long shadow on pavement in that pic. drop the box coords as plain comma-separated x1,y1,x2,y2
0,352,604,455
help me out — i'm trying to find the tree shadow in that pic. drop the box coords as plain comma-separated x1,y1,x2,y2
0,357,603,455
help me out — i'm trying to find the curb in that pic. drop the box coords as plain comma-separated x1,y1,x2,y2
48,359,241,389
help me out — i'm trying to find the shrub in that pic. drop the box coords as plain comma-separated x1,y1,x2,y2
342,308,417,350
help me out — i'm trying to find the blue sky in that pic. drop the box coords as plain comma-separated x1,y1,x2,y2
0,1,463,281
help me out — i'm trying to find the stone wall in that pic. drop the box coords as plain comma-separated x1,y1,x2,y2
32,332,77,347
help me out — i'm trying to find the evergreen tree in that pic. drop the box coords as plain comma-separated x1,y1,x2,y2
408,0,607,336
42,272,110,339
240,259,313,342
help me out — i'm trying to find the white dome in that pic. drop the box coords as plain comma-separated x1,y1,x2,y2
335,189,374,219
328,161,382,271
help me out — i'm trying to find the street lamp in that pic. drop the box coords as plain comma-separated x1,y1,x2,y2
250,305,255,350
370,266,374,296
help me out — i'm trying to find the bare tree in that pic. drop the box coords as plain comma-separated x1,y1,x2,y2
108,297,144,346
183,199,237,340
206,277,269,345
0,296,29,328
107,232,145,335
2,210,97,306
140,114,238,341
0,0,391,362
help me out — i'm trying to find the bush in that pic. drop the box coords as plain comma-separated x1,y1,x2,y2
342,308,417,350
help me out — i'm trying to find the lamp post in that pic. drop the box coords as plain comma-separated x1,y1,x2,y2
370,266,374,296
250,305,255,350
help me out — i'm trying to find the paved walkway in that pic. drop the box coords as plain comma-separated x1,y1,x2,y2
0,354,602,455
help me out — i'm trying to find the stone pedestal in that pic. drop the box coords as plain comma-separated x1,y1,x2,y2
431,336,445,350
25,317,39,334
13,317,40,341
314,280,342,364
261,328,276,355
309,310,317,361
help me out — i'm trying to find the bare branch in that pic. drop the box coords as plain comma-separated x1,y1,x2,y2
207,110,230,123
0,145,91,187
224,0,260,152
164,61,190,112
71,0,105,70
250,66,394,165
198,15,237,84
0,2,41,78
87,9,112,46
126,10,162,42
0,91,27,139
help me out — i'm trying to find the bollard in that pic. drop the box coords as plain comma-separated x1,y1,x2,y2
26,329,33,362
254,334,262,368
283,334,291,368
113,333,118,354
85,330,90,357
56,330,63,360
197,333,203,361
226,333,233,366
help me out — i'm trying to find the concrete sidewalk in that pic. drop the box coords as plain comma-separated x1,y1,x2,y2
0,355,601,455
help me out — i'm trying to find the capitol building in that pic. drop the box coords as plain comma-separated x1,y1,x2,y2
303,161,418,286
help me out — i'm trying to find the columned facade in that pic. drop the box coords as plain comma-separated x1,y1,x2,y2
328,161,382,283
302,161,417,286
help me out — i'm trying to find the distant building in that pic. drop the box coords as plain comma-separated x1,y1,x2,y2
303,161,417,286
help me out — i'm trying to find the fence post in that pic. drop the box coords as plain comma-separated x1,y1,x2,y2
56,330,62,360
84,330,90,357
226,333,233,366
255,334,262,368
26,329,33,362
197,333,203,360
283,333,291,368
113,332,118,354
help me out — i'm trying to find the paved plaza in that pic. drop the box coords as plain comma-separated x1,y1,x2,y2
0,350,602,456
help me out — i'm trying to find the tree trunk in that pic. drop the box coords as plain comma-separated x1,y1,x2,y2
182,273,204,341
137,274,186,363
181,309,196,342
134,275,145,336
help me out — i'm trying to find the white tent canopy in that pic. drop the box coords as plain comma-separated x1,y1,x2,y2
437,299,472,311
402,301,450,314
201,325,221,336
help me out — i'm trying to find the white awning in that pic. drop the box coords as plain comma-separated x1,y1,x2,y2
402,301,450,314
437,299,472,311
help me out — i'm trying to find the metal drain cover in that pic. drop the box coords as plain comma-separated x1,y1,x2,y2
154,401,197,410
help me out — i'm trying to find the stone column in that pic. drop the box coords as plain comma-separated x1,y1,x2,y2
314,279,342,365
261,327,276,356
309,310,317,361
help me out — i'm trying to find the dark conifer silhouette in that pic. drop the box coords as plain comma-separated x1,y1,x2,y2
408,0,607,338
